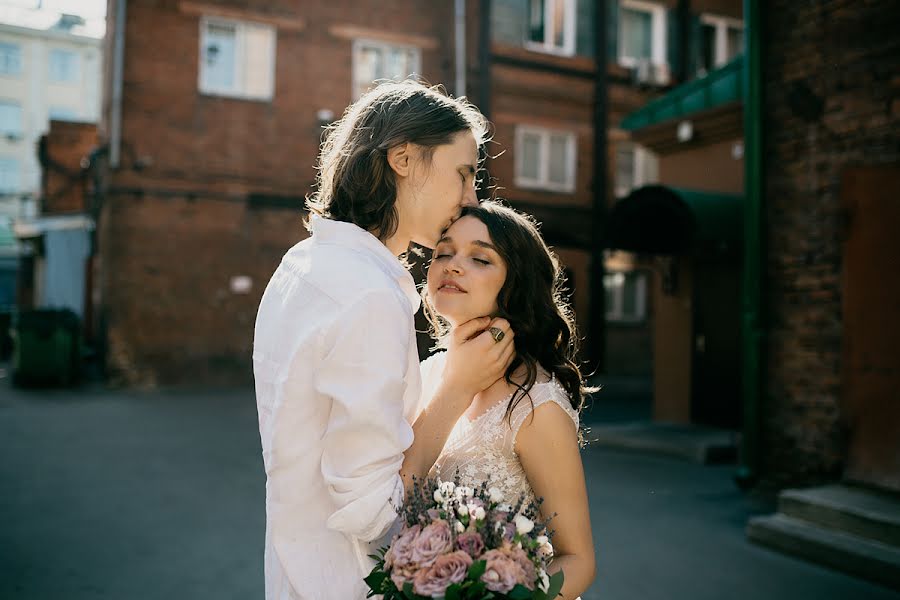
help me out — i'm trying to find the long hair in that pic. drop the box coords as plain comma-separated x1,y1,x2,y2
306,79,489,242
422,201,592,420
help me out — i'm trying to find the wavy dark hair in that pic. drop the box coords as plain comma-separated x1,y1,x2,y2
422,201,592,421
306,79,489,242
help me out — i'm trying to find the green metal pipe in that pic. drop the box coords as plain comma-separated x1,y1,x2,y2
736,0,765,489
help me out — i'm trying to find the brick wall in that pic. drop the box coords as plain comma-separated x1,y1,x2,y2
761,0,900,488
99,0,455,385
41,120,97,214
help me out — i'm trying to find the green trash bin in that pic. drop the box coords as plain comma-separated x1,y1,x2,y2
11,309,81,386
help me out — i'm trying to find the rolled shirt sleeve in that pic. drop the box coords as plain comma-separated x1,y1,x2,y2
317,288,414,542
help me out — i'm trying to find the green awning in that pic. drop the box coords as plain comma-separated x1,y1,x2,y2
621,56,744,131
606,185,743,255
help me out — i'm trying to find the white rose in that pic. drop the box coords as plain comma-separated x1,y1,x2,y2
514,514,535,535
457,504,469,517
439,481,456,497
488,487,504,504
455,521,465,533
455,486,474,499
536,535,548,546
433,489,444,503
471,506,486,521
537,568,550,593
539,541,554,558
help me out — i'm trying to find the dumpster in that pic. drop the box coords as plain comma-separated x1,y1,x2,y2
11,309,81,386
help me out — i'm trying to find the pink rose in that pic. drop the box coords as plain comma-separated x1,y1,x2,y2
505,545,536,589
385,524,420,571
390,564,417,590
480,549,527,593
455,531,485,558
411,520,453,567
412,550,473,597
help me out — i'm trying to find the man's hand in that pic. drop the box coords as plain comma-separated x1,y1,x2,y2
441,316,515,400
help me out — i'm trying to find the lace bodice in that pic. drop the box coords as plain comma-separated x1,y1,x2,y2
421,352,580,506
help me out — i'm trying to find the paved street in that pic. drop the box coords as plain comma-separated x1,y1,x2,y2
1,380,897,600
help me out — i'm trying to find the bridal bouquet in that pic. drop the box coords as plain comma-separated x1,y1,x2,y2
364,476,564,600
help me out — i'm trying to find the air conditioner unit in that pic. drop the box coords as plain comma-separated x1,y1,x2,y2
632,59,653,85
632,60,670,86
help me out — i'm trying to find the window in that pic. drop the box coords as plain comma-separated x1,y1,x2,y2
352,40,421,99
49,49,80,83
49,106,78,121
0,158,19,194
698,15,744,75
618,0,668,83
605,271,647,323
199,17,276,101
615,142,658,198
514,125,577,192
0,102,23,138
526,0,576,56
0,43,22,76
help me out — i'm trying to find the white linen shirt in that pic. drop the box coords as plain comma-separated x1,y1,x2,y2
253,215,424,600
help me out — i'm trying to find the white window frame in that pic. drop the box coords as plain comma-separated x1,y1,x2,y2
0,42,23,76
198,16,276,101
0,157,20,194
615,142,658,198
524,0,577,57
700,14,744,68
351,39,422,100
0,101,23,138
618,0,668,71
605,271,647,323
514,125,577,193
48,48,80,84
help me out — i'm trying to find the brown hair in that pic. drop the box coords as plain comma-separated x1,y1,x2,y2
306,79,489,241
423,201,593,420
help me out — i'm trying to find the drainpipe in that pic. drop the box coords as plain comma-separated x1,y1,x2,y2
737,0,764,489
109,0,126,168
454,0,466,98
589,0,608,372
478,0,491,120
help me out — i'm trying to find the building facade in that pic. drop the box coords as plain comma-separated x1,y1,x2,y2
0,8,103,200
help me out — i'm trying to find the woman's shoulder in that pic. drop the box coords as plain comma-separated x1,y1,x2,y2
509,369,579,435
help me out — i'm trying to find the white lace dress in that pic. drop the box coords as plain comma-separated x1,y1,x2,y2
421,352,580,506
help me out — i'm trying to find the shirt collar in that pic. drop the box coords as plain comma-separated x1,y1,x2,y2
309,215,421,312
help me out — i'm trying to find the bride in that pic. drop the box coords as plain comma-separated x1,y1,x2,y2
419,201,596,598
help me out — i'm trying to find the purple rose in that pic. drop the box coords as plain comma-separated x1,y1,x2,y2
501,521,517,542
455,531,485,558
412,550,473,598
411,520,453,567
480,549,527,593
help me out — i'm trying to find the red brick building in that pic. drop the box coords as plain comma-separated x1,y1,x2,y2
92,0,736,386
758,0,900,493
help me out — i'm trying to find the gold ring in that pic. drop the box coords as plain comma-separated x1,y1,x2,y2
489,326,505,343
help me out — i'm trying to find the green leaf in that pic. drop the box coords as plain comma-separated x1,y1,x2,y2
445,583,461,600
468,559,487,581
546,571,565,599
508,584,532,600
466,580,487,598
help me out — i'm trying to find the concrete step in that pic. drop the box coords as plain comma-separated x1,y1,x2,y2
779,484,900,548
747,513,900,591
588,421,737,464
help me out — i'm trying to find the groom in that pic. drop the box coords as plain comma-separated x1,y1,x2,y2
253,82,514,600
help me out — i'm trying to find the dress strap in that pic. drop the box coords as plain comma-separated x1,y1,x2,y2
508,378,579,448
